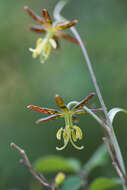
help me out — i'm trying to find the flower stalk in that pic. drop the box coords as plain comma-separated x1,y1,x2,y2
53,1,127,189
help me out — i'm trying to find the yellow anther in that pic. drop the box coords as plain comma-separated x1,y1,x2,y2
56,128,63,140
73,125,83,140
72,129,77,142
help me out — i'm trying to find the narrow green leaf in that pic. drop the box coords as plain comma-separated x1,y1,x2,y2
88,177,121,190
84,144,109,173
108,108,127,124
34,156,81,173
60,175,84,190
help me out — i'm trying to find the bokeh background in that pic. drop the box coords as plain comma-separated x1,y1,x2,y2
1,0,127,189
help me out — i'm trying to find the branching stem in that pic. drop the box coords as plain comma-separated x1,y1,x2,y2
10,142,54,190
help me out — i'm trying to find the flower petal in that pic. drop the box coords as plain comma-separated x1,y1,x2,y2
28,25,46,33
42,9,52,25
71,93,95,112
55,94,69,112
27,105,61,114
36,114,62,124
24,6,44,25
55,20,78,31
55,31,79,44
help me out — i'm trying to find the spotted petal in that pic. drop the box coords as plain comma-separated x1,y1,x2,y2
24,6,44,25
55,94,68,112
42,9,52,25
55,20,78,31
55,31,79,44
36,114,62,124
28,25,46,33
71,93,95,112
27,105,61,114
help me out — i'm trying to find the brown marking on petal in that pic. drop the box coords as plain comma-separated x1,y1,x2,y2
72,116,79,123
36,114,62,124
55,20,78,31
71,93,95,112
55,94,68,112
24,6,43,25
28,25,46,33
75,108,103,114
42,9,52,25
55,31,79,44
27,105,61,114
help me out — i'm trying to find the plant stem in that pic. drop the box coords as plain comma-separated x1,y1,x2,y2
53,1,127,189
10,142,54,190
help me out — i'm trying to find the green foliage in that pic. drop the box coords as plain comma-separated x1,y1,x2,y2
34,155,81,173
88,177,121,190
60,175,84,190
84,144,109,173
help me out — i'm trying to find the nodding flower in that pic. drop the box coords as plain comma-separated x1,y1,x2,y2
24,6,78,63
27,93,102,150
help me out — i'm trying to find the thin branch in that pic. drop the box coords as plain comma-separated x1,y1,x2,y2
10,142,53,190
103,138,127,186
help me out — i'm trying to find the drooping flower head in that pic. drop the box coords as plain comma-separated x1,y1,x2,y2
24,6,78,63
27,93,102,150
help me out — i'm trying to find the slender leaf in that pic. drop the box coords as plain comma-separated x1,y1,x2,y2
88,177,121,190
84,144,109,173
108,108,127,124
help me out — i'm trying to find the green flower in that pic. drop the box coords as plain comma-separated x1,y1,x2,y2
24,7,78,63
27,93,102,150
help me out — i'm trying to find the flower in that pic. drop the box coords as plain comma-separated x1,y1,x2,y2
24,6,78,63
27,93,102,150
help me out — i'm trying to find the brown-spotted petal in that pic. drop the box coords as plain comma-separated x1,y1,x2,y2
55,31,79,44
55,94,68,112
36,114,62,124
72,116,79,123
71,93,95,112
55,20,78,31
24,6,44,25
27,105,61,114
42,9,52,25
75,108,103,114
28,25,46,33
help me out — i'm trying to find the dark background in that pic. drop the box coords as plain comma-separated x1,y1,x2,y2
0,0,127,189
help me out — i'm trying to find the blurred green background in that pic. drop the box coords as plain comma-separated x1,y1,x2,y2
1,0,127,189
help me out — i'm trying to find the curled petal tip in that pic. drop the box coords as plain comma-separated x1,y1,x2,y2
27,105,32,109
42,8,47,12
73,20,78,24
55,94,60,98
91,92,95,96
24,6,29,10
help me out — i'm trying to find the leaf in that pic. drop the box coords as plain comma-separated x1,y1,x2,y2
34,156,81,173
88,177,121,190
84,144,109,173
67,158,82,172
108,108,127,124
60,175,84,190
